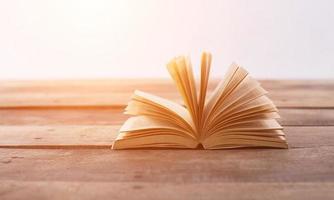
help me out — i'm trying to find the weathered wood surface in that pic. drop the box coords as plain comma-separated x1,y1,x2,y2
0,80,333,200
0,126,333,149
1,80,334,108
0,147,333,183
0,181,333,200
1,107,334,126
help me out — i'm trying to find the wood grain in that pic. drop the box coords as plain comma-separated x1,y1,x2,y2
0,126,333,149
0,181,333,200
1,80,334,108
0,125,117,148
0,79,333,200
1,107,334,126
0,147,333,183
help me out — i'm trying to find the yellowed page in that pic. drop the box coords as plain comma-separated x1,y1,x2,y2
113,133,199,149
113,116,198,149
204,64,238,117
119,116,193,136
202,65,287,149
126,90,196,133
113,52,287,150
198,52,211,138
202,64,248,139
203,137,288,149
167,56,199,137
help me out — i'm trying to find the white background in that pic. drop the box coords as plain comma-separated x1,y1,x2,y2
0,0,333,80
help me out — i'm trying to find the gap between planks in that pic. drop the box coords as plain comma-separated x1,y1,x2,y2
0,181,333,200
1,80,334,108
1,107,334,126
0,146,333,183
0,126,333,149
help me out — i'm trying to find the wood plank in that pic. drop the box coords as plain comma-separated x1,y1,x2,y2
0,181,333,200
0,126,333,149
0,125,117,148
1,107,334,126
1,79,175,108
0,107,126,125
2,79,333,93
0,79,332,200
0,147,333,183
279,108,334,126
1,80,333,108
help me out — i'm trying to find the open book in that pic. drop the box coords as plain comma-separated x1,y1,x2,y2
113,52,288,149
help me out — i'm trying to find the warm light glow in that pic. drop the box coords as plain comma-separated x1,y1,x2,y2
0,0,333,79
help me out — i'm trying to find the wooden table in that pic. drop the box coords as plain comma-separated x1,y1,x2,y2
0,79,333,200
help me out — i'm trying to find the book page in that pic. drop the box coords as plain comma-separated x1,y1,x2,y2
202,64,247,137
167,56,199,137
198,52,211,134
126,90,196,133
202,66,287,149
113,116,198,149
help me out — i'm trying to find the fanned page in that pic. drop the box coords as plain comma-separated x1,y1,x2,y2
112,90,198,149
201,64,287,149
112,52,288,149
